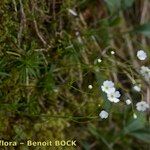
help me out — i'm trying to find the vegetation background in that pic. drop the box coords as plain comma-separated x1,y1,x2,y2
0,0,150,149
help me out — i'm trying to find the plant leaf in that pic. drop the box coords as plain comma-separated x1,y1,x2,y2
130,129,150,143
123,114,146,134
105,0,134,14
134,22,150,37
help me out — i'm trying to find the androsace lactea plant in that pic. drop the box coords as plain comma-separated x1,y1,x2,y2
99,50,150,119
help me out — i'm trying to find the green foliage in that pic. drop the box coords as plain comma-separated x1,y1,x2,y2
105,0,135,14
134,22,150,37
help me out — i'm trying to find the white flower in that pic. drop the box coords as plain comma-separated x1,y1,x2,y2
97,59,102,63
107,91,121,103
99,110,109,119
88,85,93,89
137,50,147,60
140,66,150,82
136,101,149,112
101,80,121,103
101,80,115,94
94,58,102,65
111,51,115,55
126,99,132,105
53,88,58,93
133,85,141,92
68,9,77,16
133,113,137,119
75,31,80,36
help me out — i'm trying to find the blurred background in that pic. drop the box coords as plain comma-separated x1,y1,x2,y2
0,0,150,149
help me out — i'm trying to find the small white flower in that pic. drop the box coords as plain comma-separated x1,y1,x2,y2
111,51,115,55
107,91,121,103
126,99,132,105
133,113,137,119
97,59,102,63
88,85,93,89
98,104,101,107
137,50,147,60
101,80,115,94
136,101,149,112
68,9,77,16
99,110,109,119
133,85,141,92
140,66,150,82
53,88,58,93
94,58,102,65
75,31,80,36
